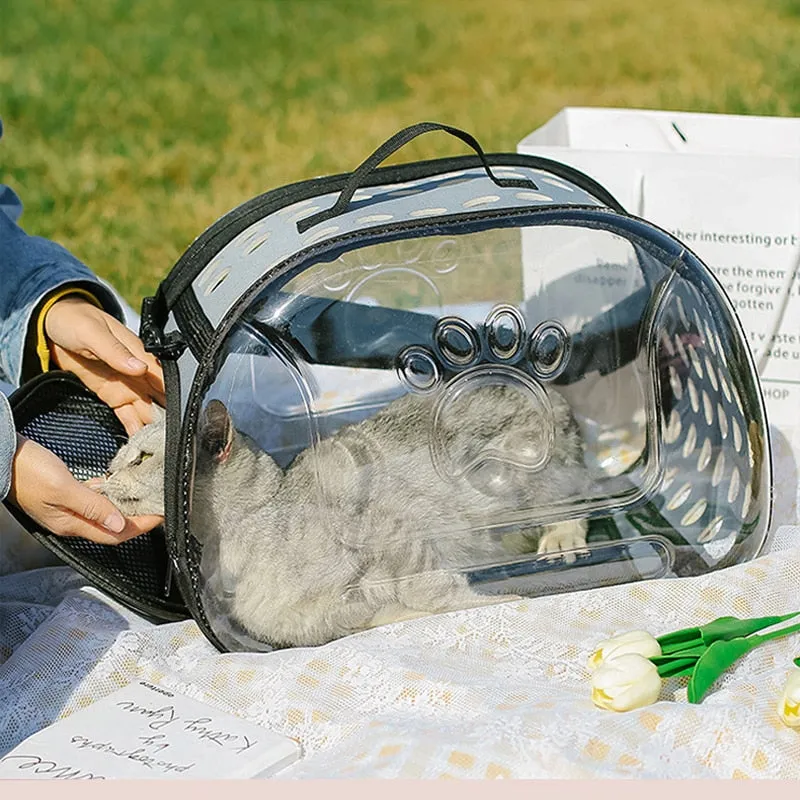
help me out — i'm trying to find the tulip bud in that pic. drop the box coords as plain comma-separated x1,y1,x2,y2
591,653,662,712
777,669,800,728
588,630,662,671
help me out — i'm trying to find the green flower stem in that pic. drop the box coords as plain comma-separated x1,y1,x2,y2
651,644,708,677
651,643,707,663
654,657,698,678
687,618,800,704
657,612,800,656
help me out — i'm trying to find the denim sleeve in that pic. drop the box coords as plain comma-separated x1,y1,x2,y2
0,392,16,500
0,209,126,386
0,118,125,386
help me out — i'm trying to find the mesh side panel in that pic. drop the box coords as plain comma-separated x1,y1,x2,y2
7,372,187,621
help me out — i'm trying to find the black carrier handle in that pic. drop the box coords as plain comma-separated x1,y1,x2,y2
296,121,538,234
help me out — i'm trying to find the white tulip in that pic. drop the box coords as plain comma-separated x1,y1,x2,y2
777,669,800,729
587,629,662,671
591,653,662,712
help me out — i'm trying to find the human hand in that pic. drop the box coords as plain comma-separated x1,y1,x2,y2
7,435,163,544
45,295,166,435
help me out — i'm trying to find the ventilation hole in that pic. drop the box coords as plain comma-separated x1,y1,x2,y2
541,177,575,192
674,334,689,367
661,333,675,358
303,225,341,244
234,227,261,247
668,366,683,400
514,191,554,202
681,498,708,527
718,406,729,440
279,198,314,216
712,452,726,487
702,391,714,425
661,465,680,491
664,409,682,444
704,357,719,391
682,423,698,458
203,268,230,296
697,438,712,472
197,259,221,290
741,483,752,519
666,482,693,511
463,195,501,208
356,214,394,223
698,516,724,543
732,389,745,416
692,309,704,332
731,417,743,452
492,167,528,180
687,378,700,413
289,206,321,223
687,344,704,379
728,467,741,503
703,324,717,354
746,436,755,469
409,207,448,217
719,372,733,403
675,296,690,329
246,234,271,254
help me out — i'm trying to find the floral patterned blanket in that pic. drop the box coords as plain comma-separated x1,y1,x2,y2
1,523,799,778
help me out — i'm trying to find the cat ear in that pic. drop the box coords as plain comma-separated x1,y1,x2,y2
198,399,234,464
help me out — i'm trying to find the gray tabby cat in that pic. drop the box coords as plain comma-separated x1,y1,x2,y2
96,383,591,647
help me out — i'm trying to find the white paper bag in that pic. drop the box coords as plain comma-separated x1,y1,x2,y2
518,108,800,525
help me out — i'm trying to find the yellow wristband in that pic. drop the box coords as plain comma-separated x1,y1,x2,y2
35,287,104,373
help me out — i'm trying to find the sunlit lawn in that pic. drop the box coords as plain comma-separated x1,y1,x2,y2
1,0,798,307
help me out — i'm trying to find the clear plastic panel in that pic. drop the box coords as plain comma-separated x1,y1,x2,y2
188,221,769,651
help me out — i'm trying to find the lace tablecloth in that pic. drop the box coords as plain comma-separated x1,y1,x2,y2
1,514,799,779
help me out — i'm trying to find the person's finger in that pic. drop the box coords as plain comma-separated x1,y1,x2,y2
48,507,160,544
127,514,165,535
82,319,148,376
115,404,144,436
55,482,127,535
143,371,167,404
52,515,142,545
51,345,164,410
104,319,163,374
132,398,165,426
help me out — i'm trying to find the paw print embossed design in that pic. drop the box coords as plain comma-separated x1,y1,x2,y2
396,305,588,562
396,304,571,394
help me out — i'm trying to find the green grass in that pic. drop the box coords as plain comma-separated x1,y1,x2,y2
1,0,798,307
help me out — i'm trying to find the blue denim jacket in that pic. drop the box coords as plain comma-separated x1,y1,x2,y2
0,118,123,499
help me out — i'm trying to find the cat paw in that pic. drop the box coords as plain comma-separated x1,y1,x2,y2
537,520,589,564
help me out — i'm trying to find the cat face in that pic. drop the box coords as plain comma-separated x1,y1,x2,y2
96,400,239,518
97,405,167,516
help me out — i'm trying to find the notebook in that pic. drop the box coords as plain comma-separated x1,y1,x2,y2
0,680,301,780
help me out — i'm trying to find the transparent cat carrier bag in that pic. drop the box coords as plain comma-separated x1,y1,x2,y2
5,122,773,652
